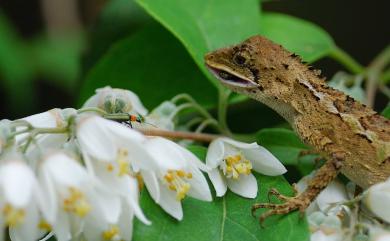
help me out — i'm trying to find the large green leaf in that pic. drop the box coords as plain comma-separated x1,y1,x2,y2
134,147,310,241
135,0,262,87
79,23,217,109
260,12,334,62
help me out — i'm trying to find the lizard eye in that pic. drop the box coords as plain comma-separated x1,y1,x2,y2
233,53,247,66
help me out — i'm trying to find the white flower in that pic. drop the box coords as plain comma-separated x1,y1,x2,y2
83,175,147,241
76,115,154,234
308,212,343,241
76,115,160,174
368,227,390,241
363,178,390,223
38,152,93,241
296,173,348,215
0,160,44,241
144,101,177,130
206,138,286,198
83,86,147,115
141,137,212,220
14,108,76,154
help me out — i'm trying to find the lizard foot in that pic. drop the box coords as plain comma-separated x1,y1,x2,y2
251,187,308,227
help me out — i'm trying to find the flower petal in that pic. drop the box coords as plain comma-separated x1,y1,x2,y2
43,153,89,187
118,202,134,241
144,137,186,171
22,109,61,128
207,169,227,197
9,201,40,241
243,146,287,176
364,182,390,223
77,116,117,161
38,166,58,223
178,145,209,172
226,173,258,198
206,139,225,168
52,211,71,241
219,138,259,150
124,176,151,225
187,167,212,201
123,89,148,115
316,181,347,212
89,187,121,224
1,162,35,207
157,184,183,220
141,170,160,202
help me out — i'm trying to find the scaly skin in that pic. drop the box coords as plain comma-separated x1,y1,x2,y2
204,36,390,224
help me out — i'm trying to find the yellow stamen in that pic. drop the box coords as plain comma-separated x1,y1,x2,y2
106,163,114,172
102,225,120,240
38,220,52,231
116,149,130,176
222,154,252,179
163,170,192,201
63,187,91,217
135,173,144,190
2,204,25,227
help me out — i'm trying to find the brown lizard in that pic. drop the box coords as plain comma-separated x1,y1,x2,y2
204,36,390,224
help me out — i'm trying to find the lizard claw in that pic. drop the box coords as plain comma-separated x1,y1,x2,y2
252,188,308,227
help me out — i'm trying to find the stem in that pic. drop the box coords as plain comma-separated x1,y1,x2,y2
365,45,390,107
195,119,219,133
378,83,390,99
138,128,221,142
171,93,226,133
217,88,232,136
21,126,69,153
185,117,204,129
329,46,364,74
171,93,215,120
168,103,195,119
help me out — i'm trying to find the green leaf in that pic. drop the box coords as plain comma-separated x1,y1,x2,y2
186,145,208,160
257,128,308,166
79,23,217,109
135,0,261,87
84,0,152,70
134,176,309,241
381,103,390,119
260,12,334,62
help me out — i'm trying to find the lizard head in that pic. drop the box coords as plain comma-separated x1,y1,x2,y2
204,35,287,94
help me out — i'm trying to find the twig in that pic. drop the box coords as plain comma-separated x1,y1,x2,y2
137,128,222,142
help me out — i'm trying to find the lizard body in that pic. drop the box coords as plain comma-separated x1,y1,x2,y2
204,36,390,222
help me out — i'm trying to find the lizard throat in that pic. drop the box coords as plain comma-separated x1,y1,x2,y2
205,64,259,88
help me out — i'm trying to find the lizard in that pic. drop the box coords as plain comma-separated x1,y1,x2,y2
204,35,390,224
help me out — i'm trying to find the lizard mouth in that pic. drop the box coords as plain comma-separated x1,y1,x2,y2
205,65,259,88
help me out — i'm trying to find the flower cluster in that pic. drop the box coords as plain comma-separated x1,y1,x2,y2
296,171,390,241
0,87,287,241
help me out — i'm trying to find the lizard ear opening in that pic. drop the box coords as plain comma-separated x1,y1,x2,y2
206,67,259,88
